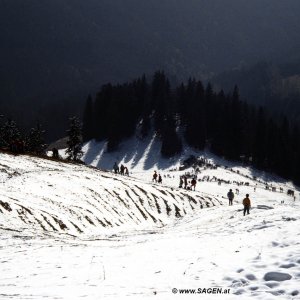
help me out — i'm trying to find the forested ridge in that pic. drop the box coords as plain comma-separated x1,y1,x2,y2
82,72,300,184
1,71,300,184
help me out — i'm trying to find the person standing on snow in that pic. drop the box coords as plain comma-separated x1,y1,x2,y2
179,176,183,188
120,164,125,175
113,162,119,174
124,166,129,176
158,174,162,184
242,194,251,216
152,171,158,182
227,189,234,206
183,176,188,189
191,177,197,191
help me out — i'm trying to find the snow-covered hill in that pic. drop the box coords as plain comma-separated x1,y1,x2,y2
1,143,300,300
0,152,220,236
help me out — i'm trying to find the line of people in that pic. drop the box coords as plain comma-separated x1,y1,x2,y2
152,172,197,190
179,175,197,191
113,162,129,176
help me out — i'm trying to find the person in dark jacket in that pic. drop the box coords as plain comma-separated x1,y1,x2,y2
124,166,129,176
242,194,251,216
191,178,197,191
158,174,162,184
183,176,188,189
52,148,59,159
179,176,183,188
227,189,234,206
120,164,125,175
113,162,119,174
152,171,158,182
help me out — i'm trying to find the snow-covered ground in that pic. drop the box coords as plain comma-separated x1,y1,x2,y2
1,137,300,299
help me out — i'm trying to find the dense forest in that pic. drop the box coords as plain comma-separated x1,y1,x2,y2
82,71,300,184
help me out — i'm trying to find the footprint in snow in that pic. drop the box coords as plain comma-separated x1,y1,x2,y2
265,281,280,288
256,205,274,210
245,274,257,281
233,288,247,295
263,271,292,282
279,263,296,269
230,278,249,288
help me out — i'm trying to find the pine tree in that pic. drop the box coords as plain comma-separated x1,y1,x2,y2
0,114,5,147
65,116,83,161
161,116,182,157
151,71,170,136
26,122,46,155
140,115,151,138
94,84,112,141
106,95,123,152
264,118,280,172
290,125,300,184
82,95,94,142
1,118,21,148
185,81,206,150
210,90,228,156
275,117,291,178
252,107,267,169
226,85,244,160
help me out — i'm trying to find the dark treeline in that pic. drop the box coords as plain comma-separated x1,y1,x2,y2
83,71,300,184
0,115,83,162
0,117,46,155
0,94,84,142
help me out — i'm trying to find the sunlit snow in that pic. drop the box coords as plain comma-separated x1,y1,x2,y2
1,137,300,299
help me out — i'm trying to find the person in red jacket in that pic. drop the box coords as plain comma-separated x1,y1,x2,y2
242,194,251,216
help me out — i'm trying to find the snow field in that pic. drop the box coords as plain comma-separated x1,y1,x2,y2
1,139,300,300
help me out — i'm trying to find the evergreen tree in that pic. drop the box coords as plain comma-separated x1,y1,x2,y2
0,114,5,147
1,118,21,147
275,117,292,178
82,95,94,142
151,71,170,136
65,116,83,161
140,115,151,138
137,75,152,138
252,107,267,169
264,118,280,172
226,86,244,160
134,74,148,114
185,81,206,150
241,101,254,161
26,122,46,155
94,84,112,141
106,90,125,152
290,125,300,183
161,116,182,157
210,90,228,156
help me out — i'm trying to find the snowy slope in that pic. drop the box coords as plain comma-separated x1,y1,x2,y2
0,152,220,236
1,142,300,300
